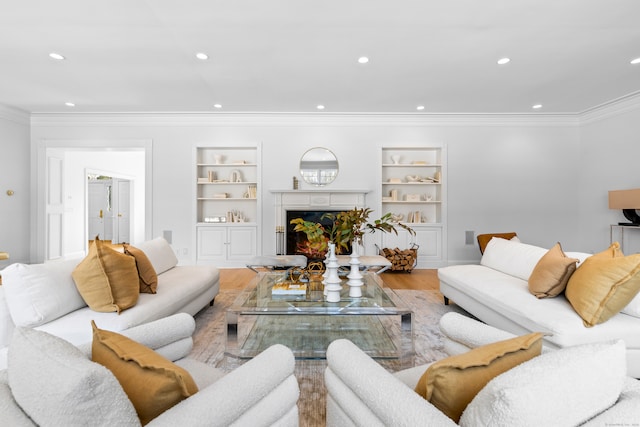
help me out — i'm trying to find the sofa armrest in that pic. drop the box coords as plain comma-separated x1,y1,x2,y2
439,312,517,355
147,344,299,427
0,286,15,350
78,313,196,361
325,339,456,427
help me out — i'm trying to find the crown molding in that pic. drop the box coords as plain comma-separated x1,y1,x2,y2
30,111,578,127
579,91,640,125
0,104,30,125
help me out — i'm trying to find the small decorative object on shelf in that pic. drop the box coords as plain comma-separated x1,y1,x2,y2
293,176,299,190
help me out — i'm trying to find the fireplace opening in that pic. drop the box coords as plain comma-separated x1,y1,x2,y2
285,210,350,257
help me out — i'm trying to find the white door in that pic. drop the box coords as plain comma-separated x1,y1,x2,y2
46,156,64,260
87,181,108,240
116,180,131,243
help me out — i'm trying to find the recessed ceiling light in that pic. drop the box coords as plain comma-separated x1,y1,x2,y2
631,57,640,65
65,102,75,107
196,52,209,60
532,104,542,109
213,104,222,109
358,56,369,64
416,105,425,111
49,52,65,60
497,57,511,65
316,105,325,110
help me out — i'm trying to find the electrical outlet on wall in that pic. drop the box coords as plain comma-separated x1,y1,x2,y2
465,230,475,245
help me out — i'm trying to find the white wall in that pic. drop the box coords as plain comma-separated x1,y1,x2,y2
0,107,30,264
578,102,640,254
29,113,590,265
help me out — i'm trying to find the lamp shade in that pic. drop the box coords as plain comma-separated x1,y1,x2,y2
608,189,640,209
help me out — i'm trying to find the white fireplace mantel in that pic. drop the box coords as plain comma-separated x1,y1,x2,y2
271,189,371,228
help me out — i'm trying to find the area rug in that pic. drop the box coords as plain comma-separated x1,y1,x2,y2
189,289,467,427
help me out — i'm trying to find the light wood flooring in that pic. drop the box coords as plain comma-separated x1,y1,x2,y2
220,268,440,292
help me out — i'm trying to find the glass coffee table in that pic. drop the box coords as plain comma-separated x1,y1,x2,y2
226,272,413,360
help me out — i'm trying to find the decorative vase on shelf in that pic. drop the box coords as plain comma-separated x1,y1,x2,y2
323,243,342,303
347,241,364,297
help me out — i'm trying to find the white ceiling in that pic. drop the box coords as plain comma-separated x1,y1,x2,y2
2,0,640,115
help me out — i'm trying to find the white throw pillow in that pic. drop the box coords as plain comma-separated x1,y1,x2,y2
2,259,87,327
460,340,626,427
480,238,548,281
134,237,178,274
8,327,140,426
621,293,640,318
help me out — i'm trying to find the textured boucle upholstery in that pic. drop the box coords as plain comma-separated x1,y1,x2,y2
148,343,300,427
0,371,36,427
9,326,140,426
325,313,640,426
325,338,456,427
0,314,300,426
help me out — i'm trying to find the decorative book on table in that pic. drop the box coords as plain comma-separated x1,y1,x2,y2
272,282,308,296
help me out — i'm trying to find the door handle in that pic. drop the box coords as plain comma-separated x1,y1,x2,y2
99,209,103,219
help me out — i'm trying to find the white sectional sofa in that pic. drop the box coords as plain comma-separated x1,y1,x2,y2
0,237,219,369
439,237,640,378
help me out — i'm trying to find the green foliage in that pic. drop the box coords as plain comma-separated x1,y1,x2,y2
290,218,330,258
290,207,415,256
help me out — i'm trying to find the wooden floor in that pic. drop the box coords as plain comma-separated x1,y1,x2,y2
220,268,440,292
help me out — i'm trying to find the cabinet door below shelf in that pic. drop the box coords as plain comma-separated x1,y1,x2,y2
196,225,257,266
197,227,227,264
227,227,257,261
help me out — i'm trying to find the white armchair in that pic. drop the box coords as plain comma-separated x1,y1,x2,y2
1,313,300,426
325,312,640,426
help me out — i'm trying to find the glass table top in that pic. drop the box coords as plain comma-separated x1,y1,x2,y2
228,271,411,316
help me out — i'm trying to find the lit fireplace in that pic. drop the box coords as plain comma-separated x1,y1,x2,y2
285,210,342,256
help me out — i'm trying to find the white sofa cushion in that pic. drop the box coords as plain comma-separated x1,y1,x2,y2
622,293,640,318
135,237,178,274
1,259,85,327
480,238,547,281
8,327,140,426
460,340,626,427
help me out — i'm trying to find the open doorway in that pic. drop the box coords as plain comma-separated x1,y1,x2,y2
36,140,152,262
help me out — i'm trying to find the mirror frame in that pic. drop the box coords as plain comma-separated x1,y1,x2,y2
299,147,339,186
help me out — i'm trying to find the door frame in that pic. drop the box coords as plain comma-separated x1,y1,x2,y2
34,139,152,263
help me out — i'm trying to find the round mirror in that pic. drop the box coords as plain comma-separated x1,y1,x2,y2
299,147,339,186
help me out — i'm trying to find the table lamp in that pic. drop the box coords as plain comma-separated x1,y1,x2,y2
609,188,640,225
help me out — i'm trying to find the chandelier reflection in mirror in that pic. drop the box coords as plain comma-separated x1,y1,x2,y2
299,147,339,186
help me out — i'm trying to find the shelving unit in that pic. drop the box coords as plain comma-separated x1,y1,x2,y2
195,146,261,266
380,146,446,267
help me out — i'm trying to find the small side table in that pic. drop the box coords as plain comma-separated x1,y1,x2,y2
610,224,640,254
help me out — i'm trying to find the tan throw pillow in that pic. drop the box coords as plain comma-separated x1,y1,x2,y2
415,332,543,423
528,242,579,298
565,249,640,327
123,243,158,294
91,321,198,425
72,237,139,313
